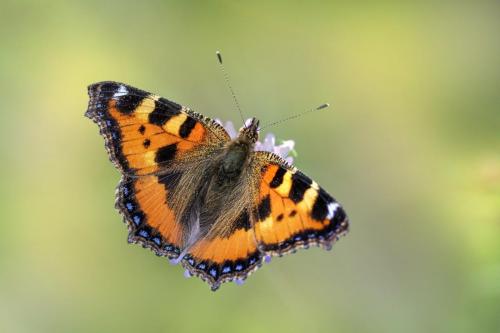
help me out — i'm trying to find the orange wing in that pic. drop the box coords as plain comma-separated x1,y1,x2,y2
86,81,229,258
116,174,185,258
254,152,349,255
180,209,262,290
86,81,229,176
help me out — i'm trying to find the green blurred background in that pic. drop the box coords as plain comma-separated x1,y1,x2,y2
1,1,499,332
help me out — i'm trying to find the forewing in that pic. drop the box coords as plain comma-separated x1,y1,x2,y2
85,81,229,176
253,151,349,255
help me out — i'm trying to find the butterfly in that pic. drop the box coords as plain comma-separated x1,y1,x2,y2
85,81,349,290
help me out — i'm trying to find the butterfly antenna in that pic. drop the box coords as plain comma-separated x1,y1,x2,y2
216,51,245,125
260,103,330,129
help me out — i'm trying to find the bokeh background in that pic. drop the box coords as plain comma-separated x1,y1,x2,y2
1,1,499,332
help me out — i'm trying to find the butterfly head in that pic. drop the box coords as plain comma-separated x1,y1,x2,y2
238,118,260,144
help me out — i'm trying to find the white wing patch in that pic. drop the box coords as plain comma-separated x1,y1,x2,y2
326,202,340,220
113,85,128,97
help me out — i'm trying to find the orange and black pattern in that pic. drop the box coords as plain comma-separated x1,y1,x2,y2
117,175,184,258
180,208,263,289
255,152,349,255
86,81,227,176
86,81,220,258
86,81,349,291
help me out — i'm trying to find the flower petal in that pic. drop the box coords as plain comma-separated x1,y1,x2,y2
263,133,276,151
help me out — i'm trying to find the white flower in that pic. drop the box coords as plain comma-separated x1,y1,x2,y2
215,118,296,164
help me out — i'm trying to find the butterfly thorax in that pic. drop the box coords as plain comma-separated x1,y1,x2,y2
217,118,259,184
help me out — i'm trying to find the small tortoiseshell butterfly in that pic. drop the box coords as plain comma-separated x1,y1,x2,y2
86,81,349,290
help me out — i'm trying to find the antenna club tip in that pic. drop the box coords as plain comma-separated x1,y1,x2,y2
316,103,331,110
216,51,223,64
